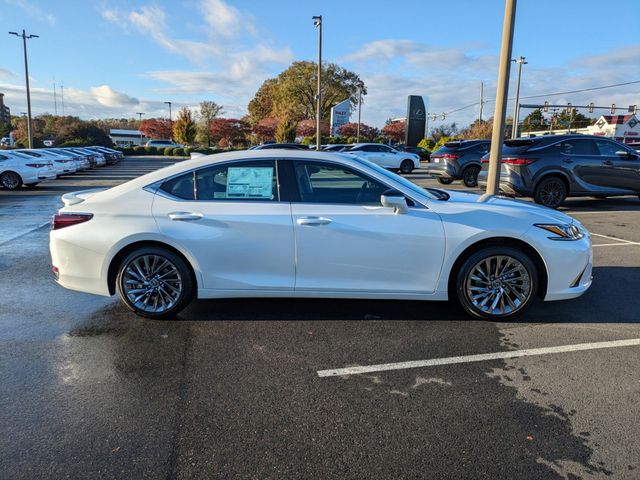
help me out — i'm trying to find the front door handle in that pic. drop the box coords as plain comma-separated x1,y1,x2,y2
562,158,573,164
296,216,332,226
169,211,203,221
603,160,614,166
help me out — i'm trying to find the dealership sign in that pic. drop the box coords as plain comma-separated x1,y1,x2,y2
330,99,351,136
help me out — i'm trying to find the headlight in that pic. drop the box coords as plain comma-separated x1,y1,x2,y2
535,223,585,241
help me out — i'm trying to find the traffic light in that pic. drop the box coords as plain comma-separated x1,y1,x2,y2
543,101,549,112
611,104,616,114
441,113,446,120
566,103,572,113
629,105,637,114
588,102,594,113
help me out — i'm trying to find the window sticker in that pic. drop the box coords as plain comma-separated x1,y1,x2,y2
226,167,274,199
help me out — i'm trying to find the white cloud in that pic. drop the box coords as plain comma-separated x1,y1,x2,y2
89,85,139,107
100,8,121,23
200,0,243,37
0,68,16,79
4,0,55,24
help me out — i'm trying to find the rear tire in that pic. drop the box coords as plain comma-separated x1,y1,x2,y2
116,247,194,319
462,165,480,188
437,177,454,185
534,177,567,209
399,159,414,174
1,171,23,190
456,246,538,320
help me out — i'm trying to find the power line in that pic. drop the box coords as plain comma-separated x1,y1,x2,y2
442,79,640,116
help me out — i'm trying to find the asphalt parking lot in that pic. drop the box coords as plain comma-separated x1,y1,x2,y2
1,157,639,479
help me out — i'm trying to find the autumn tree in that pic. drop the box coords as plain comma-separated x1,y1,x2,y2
459,119,493,139
381,120,406,143
296,119,330,138
139,118,173,139
337,122,378,140
275,118,296,143
209,118,250,147
197,101,224,146
430,122,458,142
248,61,365,125
172,107,197,145
252,117,278,142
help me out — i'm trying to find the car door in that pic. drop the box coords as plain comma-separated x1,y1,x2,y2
548,139,601,192
594,139,640,192
288,159,446,294
376,145,400,168
152,159,295,291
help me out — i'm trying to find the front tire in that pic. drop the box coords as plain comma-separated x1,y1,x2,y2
437,177,454,185
1,171,23,190
399,159,414,174
534,177,567,209
116,247,194,319
462,165,480,188
456,246,538,320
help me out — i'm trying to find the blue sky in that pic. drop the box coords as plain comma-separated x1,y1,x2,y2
1,0,639,128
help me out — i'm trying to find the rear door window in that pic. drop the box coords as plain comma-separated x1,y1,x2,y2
551,139,599,156
195,160,278,201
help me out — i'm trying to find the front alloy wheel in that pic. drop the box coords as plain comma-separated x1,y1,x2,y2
1,171,22,190
116,247,194,319
399,159,414,174
462,165,480,188
437,177,454,185
534,177,567,209
456,247,537,320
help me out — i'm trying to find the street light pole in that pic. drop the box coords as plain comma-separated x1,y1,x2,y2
312,15,322,151
9,29,39,149
486,0,517,196
136,112,145,145
479,81,484,122
356,86,362,143
511,56,527,139
164,101,172,140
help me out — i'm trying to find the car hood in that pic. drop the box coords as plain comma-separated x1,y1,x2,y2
432,189,578,225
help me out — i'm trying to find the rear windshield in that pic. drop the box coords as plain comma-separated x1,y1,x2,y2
433,141,482,155
502,139,536,155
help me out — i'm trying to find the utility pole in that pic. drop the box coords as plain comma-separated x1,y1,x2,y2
479,81,484,122
511,56,527,139
486,0,517,196
136,112,145,145
164,101,172,140
61,83,65,115
312,15,322,151
53,77,57,115
9,29,39,149
356,86,362,143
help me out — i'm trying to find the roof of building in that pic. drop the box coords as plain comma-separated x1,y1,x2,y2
599,114,637,125
109,129,145,137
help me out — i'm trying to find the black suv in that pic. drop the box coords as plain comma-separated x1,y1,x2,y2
477,134,640,208
426,140,490,187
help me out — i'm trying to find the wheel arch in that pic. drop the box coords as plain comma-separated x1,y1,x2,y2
534,171,571,195
447,236,548,300
1,170,24,186
107,240,198,295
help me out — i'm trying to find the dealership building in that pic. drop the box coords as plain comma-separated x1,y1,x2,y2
522,114,640,144
109,129,149,147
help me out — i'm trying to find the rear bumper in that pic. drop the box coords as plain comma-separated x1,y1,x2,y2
477,170,533,196
426,161,459,179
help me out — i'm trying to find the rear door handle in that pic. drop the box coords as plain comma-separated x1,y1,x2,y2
169,212,203,221
603,160,614,166
296,216,332,226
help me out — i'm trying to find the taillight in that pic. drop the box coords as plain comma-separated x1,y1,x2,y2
52,213,93,230
432,154,459,160
502,158,535,165
25,163,49,168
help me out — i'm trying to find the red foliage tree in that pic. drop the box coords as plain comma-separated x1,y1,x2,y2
252,117,278,141
337,122,378,139
210,118,250,147
296,119,329,138
381,121,406,142
139,118,173,139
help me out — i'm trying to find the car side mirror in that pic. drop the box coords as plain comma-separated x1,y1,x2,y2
616,150,637,159
381,189,409,214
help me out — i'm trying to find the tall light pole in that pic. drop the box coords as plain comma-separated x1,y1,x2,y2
511,56,527,139
485,0,517,196
312,15,322,151
356,86,362,143
136,112,145,145
164,101,172,140
9,29,39,149
479,81,484,122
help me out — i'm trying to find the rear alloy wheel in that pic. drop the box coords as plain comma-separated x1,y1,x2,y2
462,165,481,188
534,177,567,209
437,177,454,185
456,247,538,320
116,247,194,319
1,171,23,190
399,159,414,174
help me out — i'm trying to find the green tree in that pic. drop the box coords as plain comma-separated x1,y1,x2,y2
520,109,547,132
173,107,197,145
275,118,296,143
555,108,592,130
56,122,113,147
197,101,224,146
248,61,365,124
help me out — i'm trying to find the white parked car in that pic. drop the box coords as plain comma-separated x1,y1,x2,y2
50,150,592,320
146,139,183,149
344,143,420,174
18,149,77,175
0,150,57,189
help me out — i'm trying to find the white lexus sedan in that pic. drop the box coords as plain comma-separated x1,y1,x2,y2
344,143,421,174
50,150,592,320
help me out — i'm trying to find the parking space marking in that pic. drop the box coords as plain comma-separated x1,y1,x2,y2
590,232,640,246
317,338,640,378
570,210,640,215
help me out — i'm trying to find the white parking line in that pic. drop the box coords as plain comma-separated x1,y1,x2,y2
317,338,640,378
570,210,640,215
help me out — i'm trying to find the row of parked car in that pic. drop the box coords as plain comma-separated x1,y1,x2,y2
0,146,123,190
